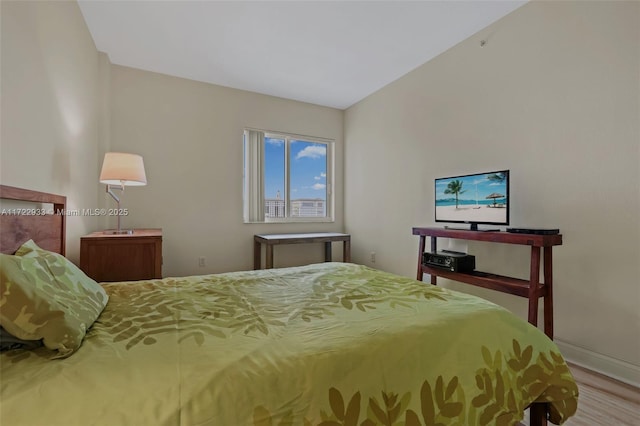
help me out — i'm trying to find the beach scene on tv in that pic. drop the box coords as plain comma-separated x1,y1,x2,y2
435,171,508,224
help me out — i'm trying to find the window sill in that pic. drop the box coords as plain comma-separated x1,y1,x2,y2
244,217,335,224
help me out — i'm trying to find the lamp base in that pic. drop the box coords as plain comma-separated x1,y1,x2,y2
103,229,134,235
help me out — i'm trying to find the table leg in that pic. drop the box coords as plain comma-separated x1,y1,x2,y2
324,242,332,262
528,246,541,327
417,235,426,281
253,240,261,270
343,239,351,263
266,245,274,269
415,236,440,285
430,236,438,285
543,247,554,339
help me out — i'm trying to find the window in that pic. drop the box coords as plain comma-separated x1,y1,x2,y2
243,129,333,223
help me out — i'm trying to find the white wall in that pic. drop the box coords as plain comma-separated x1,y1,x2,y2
1,1,344,274
344,0,639,383
0,1,101,262
107,66,344,277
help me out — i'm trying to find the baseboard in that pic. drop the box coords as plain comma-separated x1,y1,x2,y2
555,339,640,388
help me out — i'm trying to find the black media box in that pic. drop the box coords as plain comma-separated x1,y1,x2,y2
423,251,476,272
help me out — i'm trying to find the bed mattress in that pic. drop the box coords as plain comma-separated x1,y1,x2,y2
0,262,578,425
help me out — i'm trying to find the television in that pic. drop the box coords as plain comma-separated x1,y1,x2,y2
435,170,509,231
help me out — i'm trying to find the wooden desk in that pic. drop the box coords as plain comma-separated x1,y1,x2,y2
254,232,351,269
413,227,562,339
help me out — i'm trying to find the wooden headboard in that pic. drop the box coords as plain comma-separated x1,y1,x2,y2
0,185,66,255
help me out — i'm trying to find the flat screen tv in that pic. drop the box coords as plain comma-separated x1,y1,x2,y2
435,170,509,231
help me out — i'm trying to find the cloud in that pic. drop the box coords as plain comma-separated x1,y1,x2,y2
314,172,326,180
266,137,284,146
313,183,326,190
296,145,326,160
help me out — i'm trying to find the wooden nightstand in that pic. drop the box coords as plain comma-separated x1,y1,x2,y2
80,229,162,282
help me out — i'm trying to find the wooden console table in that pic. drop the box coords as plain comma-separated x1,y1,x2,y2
254,232,351,270
412,227,562,339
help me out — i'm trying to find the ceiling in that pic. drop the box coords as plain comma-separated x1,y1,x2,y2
78,0,526,110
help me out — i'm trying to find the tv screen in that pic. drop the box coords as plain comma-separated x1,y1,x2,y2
435,170,509,231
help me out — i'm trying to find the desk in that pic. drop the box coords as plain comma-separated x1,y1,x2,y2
413,227,562,339
254,232,351,269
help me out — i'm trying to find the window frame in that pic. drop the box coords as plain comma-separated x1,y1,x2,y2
243,129,334,224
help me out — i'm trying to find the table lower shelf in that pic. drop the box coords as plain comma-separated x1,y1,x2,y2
421,265,547,298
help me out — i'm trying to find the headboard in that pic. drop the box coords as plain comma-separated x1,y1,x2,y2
0,185,66,255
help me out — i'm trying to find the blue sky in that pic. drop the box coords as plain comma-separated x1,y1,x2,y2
264,137,327,200
435,172,507,201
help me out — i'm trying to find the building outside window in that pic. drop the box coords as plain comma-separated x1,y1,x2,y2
244,129,333,223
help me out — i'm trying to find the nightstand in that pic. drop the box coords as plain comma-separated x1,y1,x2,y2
80,229,162,282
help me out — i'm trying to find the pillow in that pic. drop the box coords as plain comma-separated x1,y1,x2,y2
0,240,108,358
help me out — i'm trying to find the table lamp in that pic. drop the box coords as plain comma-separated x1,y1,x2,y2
99,152,147,234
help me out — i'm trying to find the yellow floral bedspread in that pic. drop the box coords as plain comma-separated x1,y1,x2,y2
0,263,577,425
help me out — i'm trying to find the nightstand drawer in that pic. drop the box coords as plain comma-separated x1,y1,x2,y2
80,229,162,282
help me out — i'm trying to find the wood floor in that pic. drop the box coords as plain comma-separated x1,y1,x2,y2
522,363,640,425
563,363,640,425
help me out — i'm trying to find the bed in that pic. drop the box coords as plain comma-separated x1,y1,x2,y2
0,185,578,426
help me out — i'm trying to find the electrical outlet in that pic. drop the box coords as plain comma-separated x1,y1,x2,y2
198,257,205,267
370,252,376,263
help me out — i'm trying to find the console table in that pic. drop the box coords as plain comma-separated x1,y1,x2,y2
412,227,562,339
254,232,351,270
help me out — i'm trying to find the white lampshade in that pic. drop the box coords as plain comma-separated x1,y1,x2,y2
99,152,147,186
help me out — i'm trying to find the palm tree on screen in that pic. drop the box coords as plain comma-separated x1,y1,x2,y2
444,180,466,209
